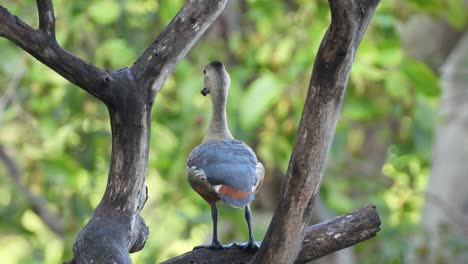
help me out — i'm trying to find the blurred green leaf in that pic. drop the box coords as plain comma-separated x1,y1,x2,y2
240,73,284,129
445,0,467,29
89,0,120,25
385,71,409,98
0,0,455,263
402,59,441,98
96,39,136,68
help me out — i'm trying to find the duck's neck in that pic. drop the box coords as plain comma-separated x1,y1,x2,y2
204,94,233,141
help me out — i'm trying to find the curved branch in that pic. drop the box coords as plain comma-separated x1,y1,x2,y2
161,205,381,264
252,1,381,263
0,5,112,103
130,0,228,100
36,0,56,38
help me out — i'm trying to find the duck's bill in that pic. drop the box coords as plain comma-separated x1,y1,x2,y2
201,87,209,96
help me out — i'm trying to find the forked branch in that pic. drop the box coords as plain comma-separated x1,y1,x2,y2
36,0,56,38
0,0,382,262
1,0,230,263
130,0,228,100
0,3,112,102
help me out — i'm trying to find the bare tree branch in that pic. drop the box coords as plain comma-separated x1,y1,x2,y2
294,205,380,264
161,205,380,264
0,0,381,262
0,56,26,125
0,145,65,236
1,0,230,262
36,0,56,38
65,1,229,262
251,1,381,263
130,0,228,100
0,5,112,102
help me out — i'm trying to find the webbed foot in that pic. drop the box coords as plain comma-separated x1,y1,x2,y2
233,241,261,253
193,240,227,250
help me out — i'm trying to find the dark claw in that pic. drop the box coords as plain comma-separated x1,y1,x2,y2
233,241,261,253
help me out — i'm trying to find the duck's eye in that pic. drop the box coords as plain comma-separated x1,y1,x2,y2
203,69,206,74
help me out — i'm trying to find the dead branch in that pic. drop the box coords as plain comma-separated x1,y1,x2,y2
36,0,56,38
0,0,382,262
252,1,381,263
1,1,229,262
0,2,111,102
161,205,380,264
130,0,228,100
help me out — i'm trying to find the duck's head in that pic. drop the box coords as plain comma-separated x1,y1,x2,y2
201,61,230,97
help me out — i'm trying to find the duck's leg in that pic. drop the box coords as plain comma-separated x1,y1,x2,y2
234,205,261,253
210,204,223,248
194,204,225,250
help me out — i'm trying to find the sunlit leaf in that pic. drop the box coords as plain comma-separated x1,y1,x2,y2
96,39,136,68
89,0,120,25
445,0,467,29
402,59,441,97
240,73,284,129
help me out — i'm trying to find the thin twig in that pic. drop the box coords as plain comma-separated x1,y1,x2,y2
0,145,65,236
0,56,26,125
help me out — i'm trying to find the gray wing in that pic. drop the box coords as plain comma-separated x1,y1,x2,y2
187,139,258,192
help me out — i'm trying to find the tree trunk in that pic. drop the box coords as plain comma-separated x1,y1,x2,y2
0,0,382,263
71,72,151,263
1,1,228,262
252,1,380,262
420,31,468,264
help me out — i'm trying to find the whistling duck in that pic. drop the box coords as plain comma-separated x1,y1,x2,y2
186,61,264,252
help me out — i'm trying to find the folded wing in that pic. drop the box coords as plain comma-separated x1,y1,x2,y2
187,139,260,208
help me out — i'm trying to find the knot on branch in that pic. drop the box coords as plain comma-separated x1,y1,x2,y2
71,213,149,264
130,215,149,253
102,75,112,86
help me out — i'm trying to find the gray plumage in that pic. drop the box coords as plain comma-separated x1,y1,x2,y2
187,139,260,207
186,61,264,251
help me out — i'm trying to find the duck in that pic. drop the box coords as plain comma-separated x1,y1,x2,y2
186,61,264,252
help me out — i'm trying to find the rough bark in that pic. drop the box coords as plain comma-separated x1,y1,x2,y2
0,0,382,263
0,0,227,263
252,1,381,263
309,199,357,264
130,0,228,100
161,205,380,264
0,3,112,102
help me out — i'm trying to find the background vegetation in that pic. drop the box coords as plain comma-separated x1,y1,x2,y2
0,0,466,263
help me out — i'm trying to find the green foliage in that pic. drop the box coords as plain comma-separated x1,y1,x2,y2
240,72,285,130
409,0,467,29
89,0,120,25
0,0,462,263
